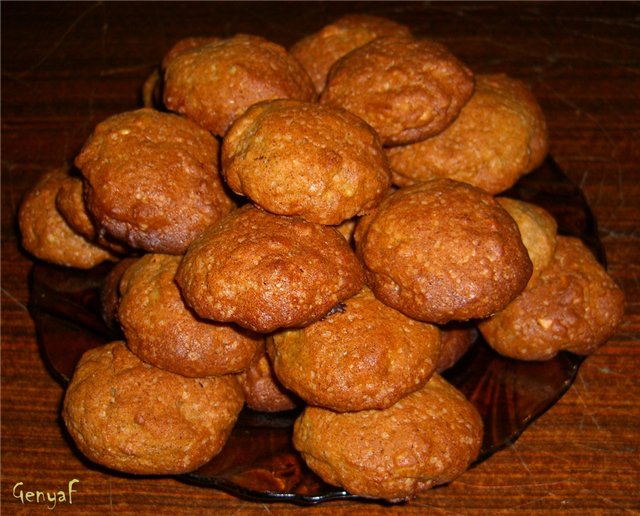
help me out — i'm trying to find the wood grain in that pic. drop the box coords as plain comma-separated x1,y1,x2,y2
2,2,639,514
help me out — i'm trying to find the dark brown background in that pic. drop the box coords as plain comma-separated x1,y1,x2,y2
2,2,639,514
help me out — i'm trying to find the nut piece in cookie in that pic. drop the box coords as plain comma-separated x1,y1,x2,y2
293,374,483,502
18,167,116,268
497,197,557,287
176,205,365,333
320,36,474,146
355,178,532,324
237,350,299,413
222,99,391,225
479,236,625,360
268,287,441,412
163,34,315,136
75,108,234,254
290,14,412,94
387,74,548,194
62,341,244,475
118,253,262,378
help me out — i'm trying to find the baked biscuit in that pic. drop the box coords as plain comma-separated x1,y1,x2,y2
100,257,138,332
18,167,116,268
497,197,557,287
290,14,412,93
387,74,548,194
479,236,624,361
237,351,299,413
62,341,244,475
437,324,478,372
268,287,441,412
222,99,391,225
118,253,262,377
163,34,315,136
293,374,483,502
355,178,532,324
176,205,365,333
320,36,474,145
75,108,234,254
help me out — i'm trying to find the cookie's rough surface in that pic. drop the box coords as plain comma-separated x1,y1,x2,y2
222,99,391,225
118,253,262,378
355,179,532,323
290,14,412,93
479,236,625,360
163,34,315,136
320,36,474,145
62,341,244,475
268,287,441,412
293,374,483,502
387,74,548,194
176,205,365,333
75,108,234,254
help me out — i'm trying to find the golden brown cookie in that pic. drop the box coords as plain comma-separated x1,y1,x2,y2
497,197,557,287
118,253,262,377
436,323,478,372
237,350,299,413
18,167,116,268
75,108,234,254
386,74,548,194
290,14,412,93
479,236,625,360
320,36,474,145
268,287,441,412
62,341,244,475
222,99,391,225
354,178,532,324
176,205,365,333
293,374,483,502
100,257,139,332
163,34,316,136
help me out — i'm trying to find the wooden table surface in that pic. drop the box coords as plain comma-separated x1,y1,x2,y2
2,2,639,514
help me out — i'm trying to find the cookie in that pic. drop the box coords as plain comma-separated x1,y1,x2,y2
290,14,412,93
354,178,532,323
293,374,483,502
436,323,478,372
176,204,365,333
163,34,315,136
320,36,474,145
118,253,262,378
268,287,441,412
62,341,244,475
100,257,138,332
222,99,391,225
237,350,299,413
497,197,557,287
75,108,234,254
479,236,625,360
18,167,116,268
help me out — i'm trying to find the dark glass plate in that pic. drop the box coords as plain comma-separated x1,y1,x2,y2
30,157,603,505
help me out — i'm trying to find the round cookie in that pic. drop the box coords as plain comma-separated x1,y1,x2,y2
354,178,532,324
320,36,474,146
436,324,478,372
163,34,316,136
479,236,625,361
118,253,262,378
221,99,391,225
100,257,138,332
75,108,234,255
176,204,365,333
293,374,483,502
268,287,441,412
18,167,116,269
386,74,549,194
497,197,557,287
237,351,299,413
62,341,244,475
290,14,412,93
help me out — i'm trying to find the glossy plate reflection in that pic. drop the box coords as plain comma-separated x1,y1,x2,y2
30,157,602,504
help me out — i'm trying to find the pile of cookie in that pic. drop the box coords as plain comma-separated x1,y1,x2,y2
19,15,624,502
